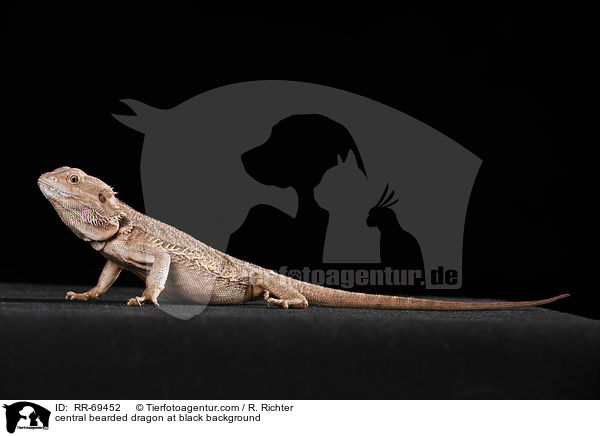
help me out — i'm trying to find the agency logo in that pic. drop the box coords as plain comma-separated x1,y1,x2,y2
113,80,481,319
3,402,50,434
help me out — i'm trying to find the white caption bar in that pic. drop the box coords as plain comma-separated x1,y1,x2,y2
0,400,596,436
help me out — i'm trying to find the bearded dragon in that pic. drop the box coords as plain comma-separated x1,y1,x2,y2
37,166,569,310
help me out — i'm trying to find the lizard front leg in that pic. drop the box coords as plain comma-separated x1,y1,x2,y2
66,260,121,301
127,248,171,307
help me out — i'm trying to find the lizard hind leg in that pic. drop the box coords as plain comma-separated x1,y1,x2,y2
261,284,308,309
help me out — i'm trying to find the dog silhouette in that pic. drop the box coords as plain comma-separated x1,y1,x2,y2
227,114,367,268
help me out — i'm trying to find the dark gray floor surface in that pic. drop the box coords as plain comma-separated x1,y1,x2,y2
1,283,599,399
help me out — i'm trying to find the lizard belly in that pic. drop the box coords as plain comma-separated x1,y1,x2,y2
159,263,250,305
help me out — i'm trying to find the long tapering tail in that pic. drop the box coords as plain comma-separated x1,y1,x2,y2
300,283,569,310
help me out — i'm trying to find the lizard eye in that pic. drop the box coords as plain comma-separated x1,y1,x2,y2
98,193,106,203
68,174,80,184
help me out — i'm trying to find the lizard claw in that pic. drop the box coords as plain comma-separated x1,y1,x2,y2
65,291,91,301
127,297,144,306
127,292,160,307
267,298,289,309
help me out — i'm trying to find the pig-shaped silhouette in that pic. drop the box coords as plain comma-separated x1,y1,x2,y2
113,80,481,294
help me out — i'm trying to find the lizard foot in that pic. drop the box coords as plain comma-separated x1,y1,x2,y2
126,295,160,307
65,290,99,301
126,285,162,307
267,298,289,309
252,279,308,309
127,296,145,306
266,297,308,309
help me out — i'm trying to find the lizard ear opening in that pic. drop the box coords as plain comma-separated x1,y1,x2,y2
98,189,119,207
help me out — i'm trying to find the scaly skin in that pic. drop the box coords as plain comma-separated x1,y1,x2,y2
38,167,569,310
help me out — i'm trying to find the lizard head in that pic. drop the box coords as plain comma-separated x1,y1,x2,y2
38,167,125,242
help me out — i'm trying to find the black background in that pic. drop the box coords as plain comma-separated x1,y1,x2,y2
1,4,594,318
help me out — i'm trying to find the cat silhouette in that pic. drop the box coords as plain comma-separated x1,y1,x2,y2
315,153,379,262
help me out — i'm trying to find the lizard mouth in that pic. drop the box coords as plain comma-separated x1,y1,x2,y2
37,179,72,199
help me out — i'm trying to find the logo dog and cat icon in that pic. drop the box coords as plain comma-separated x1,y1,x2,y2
3,402,50,433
